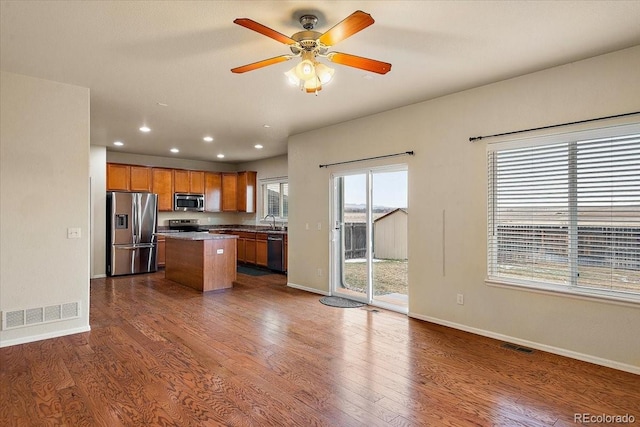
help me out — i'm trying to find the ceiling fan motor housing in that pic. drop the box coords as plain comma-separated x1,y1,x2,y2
299,15,318,30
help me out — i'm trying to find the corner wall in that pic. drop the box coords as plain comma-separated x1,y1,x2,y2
288,46,640,372
1,72,90,346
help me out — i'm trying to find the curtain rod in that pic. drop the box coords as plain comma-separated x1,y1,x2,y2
469,111,640,142
319,151,414,168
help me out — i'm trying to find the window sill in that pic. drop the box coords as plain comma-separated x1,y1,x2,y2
485,276,640,307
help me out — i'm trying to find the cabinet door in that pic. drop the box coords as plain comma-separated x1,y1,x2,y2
152,168,173,211
245,237,256,264
190,171,205,194
173,170,190,193
222,173,238,211
237,171,257,213
157,236,166,267
130,166,152,192
284,235,288,272
106,163,130,191
256,237,267,267
205,172,222,212
237,237,246,263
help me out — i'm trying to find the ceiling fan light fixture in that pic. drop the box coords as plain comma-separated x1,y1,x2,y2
304,77,322,94
295,59,316,81
314,62,335,84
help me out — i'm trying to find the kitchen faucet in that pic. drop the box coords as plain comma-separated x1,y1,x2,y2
264,214,276,230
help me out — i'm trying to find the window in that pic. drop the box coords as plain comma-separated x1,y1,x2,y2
262,178,288,219
487,123,640,303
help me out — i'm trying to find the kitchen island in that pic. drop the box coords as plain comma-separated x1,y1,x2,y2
163,232,238,292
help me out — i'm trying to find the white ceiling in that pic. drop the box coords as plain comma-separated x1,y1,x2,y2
2,1,639,163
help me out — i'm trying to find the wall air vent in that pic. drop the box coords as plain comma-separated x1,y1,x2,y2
1,302,80,330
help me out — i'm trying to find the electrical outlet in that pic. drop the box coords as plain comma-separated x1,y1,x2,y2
67,228,81,239
457,294,464,305
317,222,322,230
305,223,309,230
317,268,322,277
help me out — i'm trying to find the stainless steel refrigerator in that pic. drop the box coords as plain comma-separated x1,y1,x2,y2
107,192,158,276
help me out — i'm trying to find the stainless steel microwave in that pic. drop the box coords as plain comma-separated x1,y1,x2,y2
174,193,204,212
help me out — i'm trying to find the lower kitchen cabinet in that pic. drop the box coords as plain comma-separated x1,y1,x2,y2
245,238,256,264
256,233,268,267
284,234,288,272
157,236,166,267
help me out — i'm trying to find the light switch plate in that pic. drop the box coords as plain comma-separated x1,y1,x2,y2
216,249,224,254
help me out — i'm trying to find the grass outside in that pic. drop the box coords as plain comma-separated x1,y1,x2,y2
343,259,408,296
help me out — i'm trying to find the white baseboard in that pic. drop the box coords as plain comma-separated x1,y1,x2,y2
287,282,330,296
91,274,106,279
409,313,640,376
0,325,91,348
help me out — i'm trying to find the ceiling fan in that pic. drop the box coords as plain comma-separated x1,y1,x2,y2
231,10,392,94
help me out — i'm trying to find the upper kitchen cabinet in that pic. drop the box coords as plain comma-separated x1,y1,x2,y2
237,171,257,213
204,172,222,212
106,163,129,191
106,163,151,192
174,170,204,194
221,172,238,212
129,166,152,191
152,168,173,211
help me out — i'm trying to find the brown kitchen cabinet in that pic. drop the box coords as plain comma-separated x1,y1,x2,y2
173,169,204,194
129,166,152,191
107,163,152,192
284,234,288,272
106,163,130,191
152,168,173,211
237,171,257,213
245,237,256,264
204,172,222,212
255,233,268,267
237,236,246,263
221,172,238,211
157,235,166,267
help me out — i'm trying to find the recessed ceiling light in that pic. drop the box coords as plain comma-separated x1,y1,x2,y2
263,124,271,128
203,136,214,142
113,141,124,146
217,154,225,159
156,102,168,107
254,144,263,149
362,74,374,80
170,148,179,153
139,126,151,132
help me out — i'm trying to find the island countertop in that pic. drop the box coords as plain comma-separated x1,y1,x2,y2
159,231,238,241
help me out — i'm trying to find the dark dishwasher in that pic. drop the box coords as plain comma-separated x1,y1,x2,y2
267,235,284,272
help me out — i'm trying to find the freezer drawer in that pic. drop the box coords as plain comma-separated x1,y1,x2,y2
109,244,157,276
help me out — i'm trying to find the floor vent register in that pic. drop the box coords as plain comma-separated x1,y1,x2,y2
1,302,80,330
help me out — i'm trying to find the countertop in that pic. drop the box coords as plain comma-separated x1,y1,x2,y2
207,227,287,236
159,231,238,241
158,225,287,236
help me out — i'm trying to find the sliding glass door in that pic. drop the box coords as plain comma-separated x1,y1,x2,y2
331,165,408,312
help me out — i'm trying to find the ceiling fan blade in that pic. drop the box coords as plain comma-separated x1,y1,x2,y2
318,10,374,46
327,52,392,74
234,18,297,45
231,55,293,73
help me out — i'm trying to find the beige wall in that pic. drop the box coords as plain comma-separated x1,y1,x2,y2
1,72,90,346
288,46,640,372
90,146,106,278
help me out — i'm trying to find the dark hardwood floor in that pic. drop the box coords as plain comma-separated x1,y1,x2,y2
1,270,638,426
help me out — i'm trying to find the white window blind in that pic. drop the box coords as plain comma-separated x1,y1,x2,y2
488,125,640,300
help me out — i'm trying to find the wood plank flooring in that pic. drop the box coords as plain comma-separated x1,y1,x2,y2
1,270,638,426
